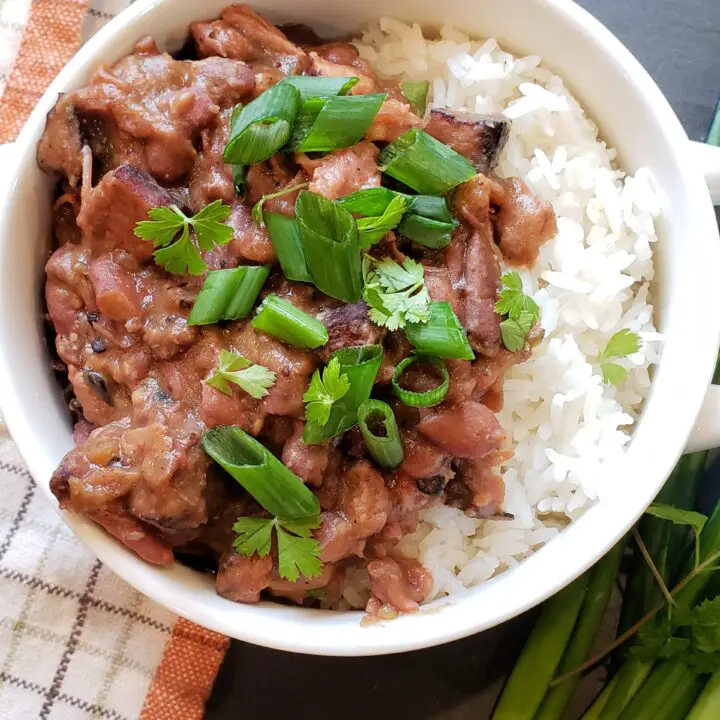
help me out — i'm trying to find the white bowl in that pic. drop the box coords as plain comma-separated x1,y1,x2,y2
1,0,720,656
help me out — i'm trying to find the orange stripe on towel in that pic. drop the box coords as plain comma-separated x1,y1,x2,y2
140,619,230,720
0,0,90,143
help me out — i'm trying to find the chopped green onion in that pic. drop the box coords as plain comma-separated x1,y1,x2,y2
280,75,359,101
252,182,308,226
187,265,269,326
202,426,319,518
358,400,404,469
224,83,301,165
400,80,430,116
391,355,449,408
263,212,311,283
493,572,591,720
397,214,457,249
355,194,409,249
379,129,476,195
405,195,454,222
296,191,363,304
405,302,474,360
336,188,399,216
287,94,387,152
303,345,383,444
252,294,328,349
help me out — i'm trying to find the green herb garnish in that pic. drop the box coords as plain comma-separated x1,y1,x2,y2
596,329,642,386
232,515,322,582
495,271,540,352
251,182,309,227
206,349,276,399
134,200,233,275
303,357,351,426
362,255,431,330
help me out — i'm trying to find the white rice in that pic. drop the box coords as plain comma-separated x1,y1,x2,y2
339,21,662,608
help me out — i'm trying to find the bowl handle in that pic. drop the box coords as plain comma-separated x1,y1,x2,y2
685,141,720,451
690,141,720,204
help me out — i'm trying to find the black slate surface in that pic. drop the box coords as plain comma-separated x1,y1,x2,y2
207,2,720,718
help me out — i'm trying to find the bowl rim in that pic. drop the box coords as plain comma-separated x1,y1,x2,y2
1,0,719,656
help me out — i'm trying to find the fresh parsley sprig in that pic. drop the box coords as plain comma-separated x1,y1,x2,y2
206,349,276,399
596,329,642,386
134,200,233,275
232,515,323,582
495,272,540,352
303,357,351,426
362,255,431,330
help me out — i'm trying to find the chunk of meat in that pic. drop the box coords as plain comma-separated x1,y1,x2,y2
367,557,432,613
365,98,422,142
454,173,492,231
216,551,273,603
37,95,83,183
45,243,95,338
189,109,235,210
316,460,391,562
268,563,336,604
227,202,277,263
417,401,506,460
87,508,175,566
423,265,463,320
88,256,141,322
201,382,264,434
282,421,330,486
464,227,502,355
246,156,306,216
316,302,384,363
77,164,173,260
68,365,123,425
191,4,308,75
309,45,379,95
71,52,254,182
473,347,530,397
301,142,381,199
491,177,557,267
425,110,510,174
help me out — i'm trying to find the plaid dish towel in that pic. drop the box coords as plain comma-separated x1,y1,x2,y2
0,1,229,719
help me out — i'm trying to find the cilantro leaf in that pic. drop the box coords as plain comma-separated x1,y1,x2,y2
596,329,642,386
630,621,691,664
646,504,708,535
356,194,408,249
601,362,628,386
207,349,276,399
646,503,708,568
231,515,323,583
600,329,642,360
362,255,431,330
303,357,350,426
495,272,540,352
276,524,323,582
134,200,233,275
232,517,274,557
676,598,720,654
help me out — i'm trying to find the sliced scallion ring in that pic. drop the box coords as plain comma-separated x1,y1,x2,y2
358,400,404,469
405,302,475,360
391,355,450,408
400,80,431,116
397,214,457,249
263,212,312,283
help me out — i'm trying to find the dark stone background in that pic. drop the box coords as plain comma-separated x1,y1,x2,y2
207,2,720,717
